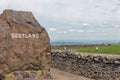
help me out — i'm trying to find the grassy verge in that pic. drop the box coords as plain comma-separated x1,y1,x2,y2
74,44,120,54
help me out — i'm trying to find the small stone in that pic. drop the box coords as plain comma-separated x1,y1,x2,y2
114,60,120,64
6,72,14,79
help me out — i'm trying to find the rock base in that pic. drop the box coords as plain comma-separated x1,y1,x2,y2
4,70,51,80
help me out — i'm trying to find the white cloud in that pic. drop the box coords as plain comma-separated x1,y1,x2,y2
86,30,96,33
69,29,74,32
102,30,106,33
78,30,84,33
82,23,89,27
58,31,67,34
49,28,56,31
69,29,85,33
63,31,67,34
114,25,120,28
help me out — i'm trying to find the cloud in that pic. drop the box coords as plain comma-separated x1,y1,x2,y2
63,31,67,34
69,29,96,33
82,23,89,27
0,0,120,22
69,29,74,32
0,0,120,40
49,28,56,31
78,30,84,33
58,31,67,34
69,29,85,33
114,25,120,28
86,30,96,33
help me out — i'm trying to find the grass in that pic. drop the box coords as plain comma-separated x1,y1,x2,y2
74,44,120,54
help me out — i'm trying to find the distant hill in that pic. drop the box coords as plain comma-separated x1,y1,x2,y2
51,40,120,45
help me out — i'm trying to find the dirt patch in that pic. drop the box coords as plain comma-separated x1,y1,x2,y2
51,68,93,80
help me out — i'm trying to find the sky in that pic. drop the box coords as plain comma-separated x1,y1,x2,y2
0,0,120,41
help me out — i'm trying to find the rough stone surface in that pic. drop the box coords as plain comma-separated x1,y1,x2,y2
0,9,51,79
51,51,120,80
5,70,52,80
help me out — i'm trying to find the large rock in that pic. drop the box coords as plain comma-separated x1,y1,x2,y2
0,9,51,79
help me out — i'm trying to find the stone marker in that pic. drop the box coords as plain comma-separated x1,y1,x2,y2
0,9,51,79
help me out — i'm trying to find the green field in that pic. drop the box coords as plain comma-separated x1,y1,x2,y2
74,44,120,54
